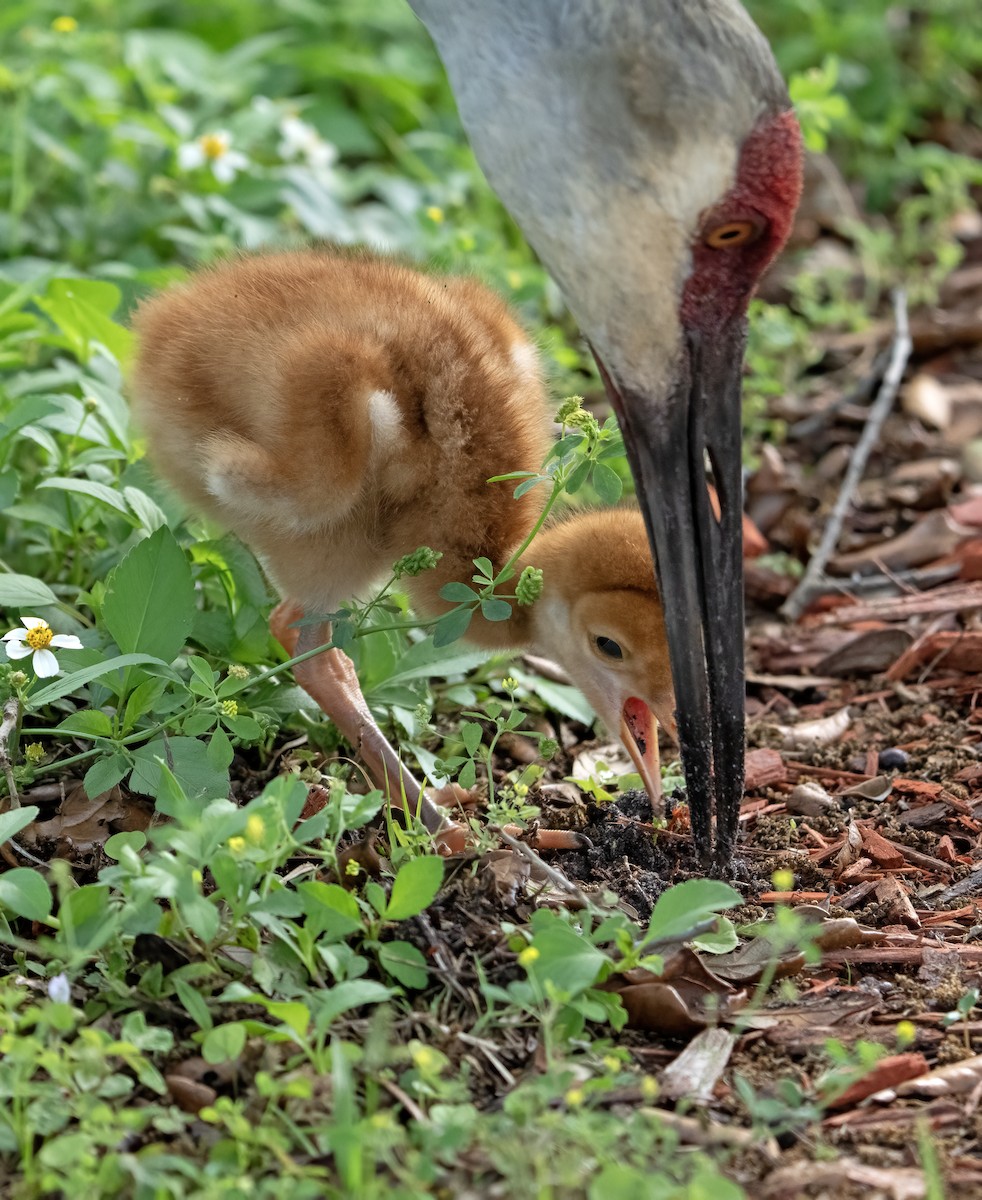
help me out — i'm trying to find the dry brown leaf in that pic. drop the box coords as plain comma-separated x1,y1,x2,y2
786,782,835,816
834,821,865,872
826,1053,930,1110
709,938,806,986
660,1027,735,1104
607,948,746,1034
772,706,851,750
873,1053,982,1101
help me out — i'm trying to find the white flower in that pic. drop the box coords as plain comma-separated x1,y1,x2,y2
278,115,337,170
48,973,71,1004
177,130,249,184
2,617,83,678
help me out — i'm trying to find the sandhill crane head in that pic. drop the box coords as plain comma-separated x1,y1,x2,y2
408,0,803,864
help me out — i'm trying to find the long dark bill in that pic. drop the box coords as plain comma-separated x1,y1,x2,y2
600,324,747,866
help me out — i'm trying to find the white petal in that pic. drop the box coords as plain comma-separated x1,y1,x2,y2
50,634,83,650
2,629,27,642
32,649,60,677
21,616,45,629
48,973,71,1004
212,159,237,184
4,641,32,660
178,142,205,170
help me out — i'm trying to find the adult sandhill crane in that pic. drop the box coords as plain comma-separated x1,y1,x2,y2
407,0,803,865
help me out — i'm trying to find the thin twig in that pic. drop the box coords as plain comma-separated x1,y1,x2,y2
489,824,597,912
781,290,912,622
0,695,22,809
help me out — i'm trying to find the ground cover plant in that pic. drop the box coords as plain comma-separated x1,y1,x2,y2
1,1,982,1196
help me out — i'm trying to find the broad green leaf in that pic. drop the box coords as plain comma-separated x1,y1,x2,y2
313,979,393,1033
385,855,444,921
174,977,213,1032
0,868,52,922
60,884,114,952
526,916,606,997
646,879,741,946
298,881,364,941
83,753,130,800
378,940,429,989
480,597,512,622
460,722,482,756
592,462,624,504
102,526,194,662
0,575,58,607
564,459,591,494
36,278,133,365
58,709,113,738
266,1002,311,1037
129,736,230,802
28,653,170,709
104,831,147,860
201,1022,247,1064
36,476,130,515
438,582,476,602
0,805,39,845
432,605,472,648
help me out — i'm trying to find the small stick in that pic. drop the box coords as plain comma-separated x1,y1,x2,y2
0,695,22,809
489,823,596,911
781,290,912,623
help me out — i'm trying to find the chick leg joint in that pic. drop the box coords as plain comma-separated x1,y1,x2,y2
269,602,587,854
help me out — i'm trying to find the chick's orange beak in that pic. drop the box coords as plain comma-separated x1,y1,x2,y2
620,696,671,807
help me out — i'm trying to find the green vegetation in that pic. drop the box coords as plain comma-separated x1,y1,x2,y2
0,0,977,1194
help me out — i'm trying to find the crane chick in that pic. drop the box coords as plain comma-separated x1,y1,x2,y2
130,249,674,827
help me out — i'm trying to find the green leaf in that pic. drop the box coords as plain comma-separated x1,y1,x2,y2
692,917,739,955
36,278,133,365
0,805,39,846
201,1022,247,1064
438,582,477,602
129,736,230,801
480,597,512,622
473,557,494,579
298,881,364,941
385,856,444,921
60,884,114,952
378,940,429,989
57,709,113,738
646,879,741,946
266,1002,311,1037
83,753,130,800
313,979,393,1033
0,868,52,922
103,831,147,860
29,654,170,710
102,527,194,662
223,714,262,741
173,977,214,1032
592,462,623,504
0,575,58,607
526,915,607,996
432,606,472,648
460,722,483,756
564,459,592,494
36,476,130,515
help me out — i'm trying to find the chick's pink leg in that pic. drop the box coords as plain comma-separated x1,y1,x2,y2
270,602,459,843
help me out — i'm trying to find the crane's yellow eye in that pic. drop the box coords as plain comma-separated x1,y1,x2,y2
595,636,623,661
704,220,759,249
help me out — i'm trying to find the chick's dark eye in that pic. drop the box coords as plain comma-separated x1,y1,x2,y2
595,636,622,660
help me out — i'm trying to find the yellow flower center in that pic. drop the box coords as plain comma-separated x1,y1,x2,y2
25,624,53,651
199,134,228,160
51,16,78,33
